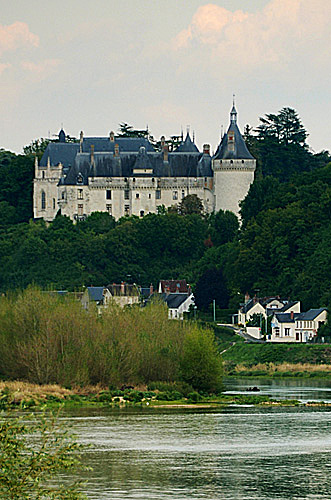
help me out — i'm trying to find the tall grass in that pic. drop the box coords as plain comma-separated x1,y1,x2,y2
0,287,222,392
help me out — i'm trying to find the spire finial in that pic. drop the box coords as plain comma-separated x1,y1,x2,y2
233,93,235,107
193,130,195,143
186,125,190,135
230,96,237,124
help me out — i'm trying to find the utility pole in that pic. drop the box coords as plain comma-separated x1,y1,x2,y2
213,299,216,322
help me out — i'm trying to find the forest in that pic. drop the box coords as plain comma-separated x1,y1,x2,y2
0,107,330,315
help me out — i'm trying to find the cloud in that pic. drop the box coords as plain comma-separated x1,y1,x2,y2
172,0,330,69
21,59,61,81
0,22,39,56
0,63,11,74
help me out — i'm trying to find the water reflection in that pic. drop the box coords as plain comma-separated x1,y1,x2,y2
223,376,331,403
61,405,331,499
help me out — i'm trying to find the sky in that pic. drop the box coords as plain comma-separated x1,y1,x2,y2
1,0,330,154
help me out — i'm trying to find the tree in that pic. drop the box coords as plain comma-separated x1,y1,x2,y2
208,210,239,246
117,123,149,138
194,268,229,311
256,107,308,146
179,325,223,393
178,194,203,216
0,409,87,499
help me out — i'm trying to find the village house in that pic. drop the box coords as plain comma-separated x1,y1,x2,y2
237,294,300,325
268,308,327,343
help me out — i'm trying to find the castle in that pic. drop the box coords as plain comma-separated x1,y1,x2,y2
33,103,256,221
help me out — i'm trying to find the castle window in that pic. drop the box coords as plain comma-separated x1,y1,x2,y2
148,193,151,199
106,189,112,200
53,198,56,210
78,189,83,200
182,190,185,199
106,204,112,214
136,193,139,199
230,160,233,164
173,191,178,200
77,173,83,184
124,204,130,215
140,210,144,217
61,191,65,200
242,160,245,164
156,190,161,199
42,170,45,179
41,190,46,210
152,178,155,183
78,204,83,216
133,178,136,182
124,190,130,200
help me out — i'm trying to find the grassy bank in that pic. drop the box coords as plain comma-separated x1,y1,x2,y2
1,380,330,409
226,362,331,377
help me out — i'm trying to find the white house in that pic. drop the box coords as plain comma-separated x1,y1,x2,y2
163,293,195,320
268,308,327,342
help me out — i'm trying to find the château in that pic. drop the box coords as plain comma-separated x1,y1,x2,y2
33,103,255,221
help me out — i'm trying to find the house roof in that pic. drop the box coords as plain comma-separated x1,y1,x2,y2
87,287,104,302
274,312,300,323
297,308,327,321
161,293,192,309
277,301,300,312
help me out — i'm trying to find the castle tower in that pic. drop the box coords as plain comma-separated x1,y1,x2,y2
212,102,256,216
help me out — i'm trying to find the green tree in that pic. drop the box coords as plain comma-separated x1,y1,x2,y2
180,325,223,393
194,268,229,311
0,409,87,499
178,194,203,216
208,209,239,246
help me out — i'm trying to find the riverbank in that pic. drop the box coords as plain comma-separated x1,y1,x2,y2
2,380,331,410
224,362,331,377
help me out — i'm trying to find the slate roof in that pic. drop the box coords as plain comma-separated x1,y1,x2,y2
161,293,191,309
87,286,104,302
277,301,300,312
40,143,80,168
213,106,254,160
298,308,327,321
175,132,200,153
274,312,300,323
82,136,154,153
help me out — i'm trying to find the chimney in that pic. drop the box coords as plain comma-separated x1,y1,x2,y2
150,283,153,295
90,145,95,166
203,144,210,155
114,143,120,157
291,311,294,320
163,144,169,162
121,281,125,295
109,131,115,142
165,286,170,296
245,292,250,304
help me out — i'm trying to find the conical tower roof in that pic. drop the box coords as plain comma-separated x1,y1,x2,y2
213,104,253,160
175,131,199,153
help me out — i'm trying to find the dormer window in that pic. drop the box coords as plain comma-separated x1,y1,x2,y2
77,173,83,184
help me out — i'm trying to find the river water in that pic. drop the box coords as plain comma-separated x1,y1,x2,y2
59,378,331,499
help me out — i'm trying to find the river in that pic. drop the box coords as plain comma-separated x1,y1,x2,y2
59,378,331,499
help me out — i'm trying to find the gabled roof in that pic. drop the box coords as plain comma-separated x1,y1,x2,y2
297,308,327,321
277,301,300,312
87,286,105,302
132,146,154,173
274,312,300,323
161,293,192,309
240,299,265,314
82,136,154,153
175,132,199,153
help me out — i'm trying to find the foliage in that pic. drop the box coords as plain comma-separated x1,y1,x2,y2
0,409,87,499
178,194,203,216
194,268,229,311
180,326,223,393
0,288,222,392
